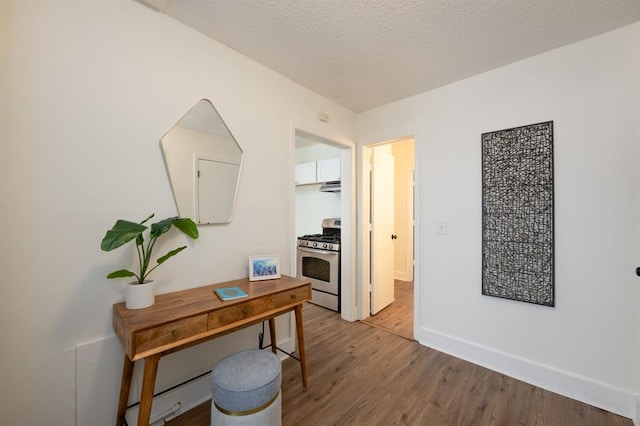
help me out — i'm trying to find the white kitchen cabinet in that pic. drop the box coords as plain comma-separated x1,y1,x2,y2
316,157,340,182
295,161,317,185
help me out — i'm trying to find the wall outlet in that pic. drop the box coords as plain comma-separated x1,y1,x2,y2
436,220,447,235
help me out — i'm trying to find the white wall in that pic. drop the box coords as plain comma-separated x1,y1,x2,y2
295,185,341,236
295,141,343,163
0,1,355,424
357,23,640,418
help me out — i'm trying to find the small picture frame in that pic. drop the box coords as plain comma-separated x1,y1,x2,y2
249,255,281,281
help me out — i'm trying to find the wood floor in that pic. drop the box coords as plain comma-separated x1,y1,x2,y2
168,302,631,426
362,279,414,340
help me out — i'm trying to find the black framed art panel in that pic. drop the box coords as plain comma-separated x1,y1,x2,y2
481,121,554,307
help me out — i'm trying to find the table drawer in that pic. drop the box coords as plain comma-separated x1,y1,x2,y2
135,314,208,354
274,286,311,308
208,296,275,329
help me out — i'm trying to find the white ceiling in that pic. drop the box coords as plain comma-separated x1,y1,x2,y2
139,0,640,112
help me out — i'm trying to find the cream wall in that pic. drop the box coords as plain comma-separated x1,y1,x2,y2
357,23,640,418
392,139,414,282
0,1,354,424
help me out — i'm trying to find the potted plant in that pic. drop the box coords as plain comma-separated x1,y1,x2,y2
101,213,199,309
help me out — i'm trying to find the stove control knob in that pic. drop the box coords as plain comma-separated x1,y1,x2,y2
323,243,328,249
328,244,333,250
313,242,318,247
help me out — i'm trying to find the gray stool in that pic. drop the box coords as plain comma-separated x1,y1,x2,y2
211,349,282,426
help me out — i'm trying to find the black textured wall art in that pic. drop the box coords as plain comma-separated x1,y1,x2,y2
482,121,554,307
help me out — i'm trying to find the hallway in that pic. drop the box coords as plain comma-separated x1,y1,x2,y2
362,280,414,340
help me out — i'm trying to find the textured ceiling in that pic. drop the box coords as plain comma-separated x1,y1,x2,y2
139,0,640,112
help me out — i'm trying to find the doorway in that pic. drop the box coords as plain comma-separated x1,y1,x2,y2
362,137,415,340
292,129,356,322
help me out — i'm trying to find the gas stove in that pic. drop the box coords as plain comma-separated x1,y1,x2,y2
296,218,341,312
297,218,341,252
297,234,340,251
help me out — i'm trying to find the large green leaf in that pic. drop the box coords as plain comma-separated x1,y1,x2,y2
101,220,147,251
173,218,199,239
150,216,178,238
156,246,187,264
106,269,136,279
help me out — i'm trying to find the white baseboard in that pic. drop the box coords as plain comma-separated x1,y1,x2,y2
415,326,636,420
125,373,211,425
394,271,413,282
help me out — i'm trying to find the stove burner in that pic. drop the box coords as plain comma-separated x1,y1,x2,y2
297,218,341,252
297,235,340,251
299,234,340,243
300,233,322,239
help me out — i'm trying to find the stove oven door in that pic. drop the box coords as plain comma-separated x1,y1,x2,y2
296,247,340,311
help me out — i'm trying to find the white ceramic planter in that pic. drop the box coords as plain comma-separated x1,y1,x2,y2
125,280,156,309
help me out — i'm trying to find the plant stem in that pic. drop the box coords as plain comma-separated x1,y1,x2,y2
141,236,157,282
134,241,144,283
145,262,162,279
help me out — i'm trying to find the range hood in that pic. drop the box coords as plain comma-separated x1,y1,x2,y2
319,180,341,192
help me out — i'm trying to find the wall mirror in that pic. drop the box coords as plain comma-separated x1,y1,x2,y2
161,99,243,224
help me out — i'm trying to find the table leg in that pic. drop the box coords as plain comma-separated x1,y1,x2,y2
116,356,135,426
294,305,308,388
137,354,161,426
268,318,277,355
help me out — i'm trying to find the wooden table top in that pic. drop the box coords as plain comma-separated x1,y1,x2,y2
112,275,311,360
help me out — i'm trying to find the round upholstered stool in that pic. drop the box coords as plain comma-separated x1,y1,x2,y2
211,349,282,426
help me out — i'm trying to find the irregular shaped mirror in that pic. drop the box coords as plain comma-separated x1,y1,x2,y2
161,99,243,224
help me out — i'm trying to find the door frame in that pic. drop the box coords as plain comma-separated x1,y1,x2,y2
358,135,419,323
402,168,415,282
290,127,357,322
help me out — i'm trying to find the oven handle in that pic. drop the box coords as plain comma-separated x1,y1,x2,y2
298,247,339,256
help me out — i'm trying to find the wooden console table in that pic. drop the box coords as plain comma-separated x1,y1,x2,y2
112,275,311,426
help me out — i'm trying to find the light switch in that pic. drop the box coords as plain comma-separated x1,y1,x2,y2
436,221,447,235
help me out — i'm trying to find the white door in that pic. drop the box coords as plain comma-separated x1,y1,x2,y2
196,158,238,224
370,144,395,315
